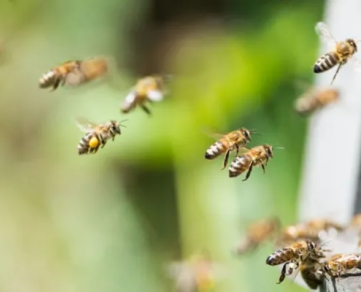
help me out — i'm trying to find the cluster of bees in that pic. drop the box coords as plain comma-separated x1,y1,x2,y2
38,56,169,155
34,18,361,290
235,214,361,290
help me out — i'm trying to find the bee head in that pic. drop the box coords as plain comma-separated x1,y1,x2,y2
264,144,273,158
346,39,358,52
240,128,252,142
109,120,121,135
306,240,316,251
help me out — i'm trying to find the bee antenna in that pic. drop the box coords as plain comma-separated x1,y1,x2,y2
119,119,128,127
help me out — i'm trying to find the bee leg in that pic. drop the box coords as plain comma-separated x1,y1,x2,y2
235,144,239,157
242,162,254,181
52,78,61,91
222,149,230,170
330,64,342,85
141,104,152,115
277,263,288,284
261,164,266,174
101,140,107,148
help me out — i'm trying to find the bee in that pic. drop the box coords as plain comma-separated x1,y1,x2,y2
75,117,126,155
205,128,252,170
229,144,274,180
320,253,361,278
294,87,340,116
314,22,361,85
300,257,323,290
120,75,167,115
168,252,221,292
235,217,280,255
266,240,325,284
279,219,345,244
39,56,110,91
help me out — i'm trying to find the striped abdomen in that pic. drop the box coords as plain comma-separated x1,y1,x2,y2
266,248,296,266
78,132,101,155
205,139,229,159
228,154,252,177
314,52,340,73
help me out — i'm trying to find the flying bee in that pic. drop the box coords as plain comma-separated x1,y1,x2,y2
120,75,168,115
75,117,126,155
235,217,280,255
294,87,340,116
320,253,361,278
279,219,345,244
39,56,110,91
229,144,279,180
300,257,323,290
266,240,326,284
314,22,361,85
168,252,223,292
205,128,252,170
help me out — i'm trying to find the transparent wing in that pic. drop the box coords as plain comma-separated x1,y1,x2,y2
353,57,361,72
74,116,98,132
147,90,163,101
315,22,337,47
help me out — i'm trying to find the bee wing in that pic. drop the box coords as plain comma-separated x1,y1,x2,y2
352,57,361,72
315,22,337,47
74,117,98,133
147,90,164,102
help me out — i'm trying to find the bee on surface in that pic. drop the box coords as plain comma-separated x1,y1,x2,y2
39,56,110,91
205,128,252,170
75,117,125,155
300,257,323,290
120,75,168,115
235,217,280,255
314,22,361,85
320,253,361,278
294,87,340,116
279,219,345,244
229,144,275,180
266,240,325,284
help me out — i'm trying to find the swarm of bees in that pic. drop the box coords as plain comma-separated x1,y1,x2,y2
233,214,361,290
34,19,361,291
38,57,170,155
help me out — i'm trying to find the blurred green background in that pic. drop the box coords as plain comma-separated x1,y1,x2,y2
0,0,325,291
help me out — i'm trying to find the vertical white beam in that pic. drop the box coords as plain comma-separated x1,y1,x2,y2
298,0,361,225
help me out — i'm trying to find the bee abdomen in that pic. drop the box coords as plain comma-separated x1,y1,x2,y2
39,70,57,88
205,142,226,159
266,249,294,265
314,53,339,73
78,135,91,155
229,156,249,177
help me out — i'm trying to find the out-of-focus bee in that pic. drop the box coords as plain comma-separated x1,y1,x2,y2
314,22,361,85
294,87,339,116
229,144,275,180
39,56,110,91
320,253,361,278
120,75,169,115
279,219,345,244
266,240,325,284
75,117,126,155
300,257,323,290
235,217,280,255
205,128,252,170
168,252,222,292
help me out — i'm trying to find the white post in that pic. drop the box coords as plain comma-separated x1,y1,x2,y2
297,1,361,291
